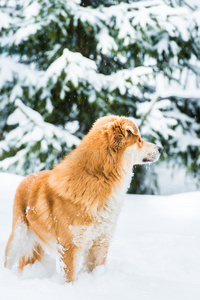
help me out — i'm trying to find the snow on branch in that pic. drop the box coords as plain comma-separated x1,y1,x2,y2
9,99,80,149
0,100,80,175
41,48,155,102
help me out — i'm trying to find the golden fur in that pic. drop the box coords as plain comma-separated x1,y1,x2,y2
4,115,161,282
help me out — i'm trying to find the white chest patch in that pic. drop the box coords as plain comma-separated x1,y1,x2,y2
71,159,133,250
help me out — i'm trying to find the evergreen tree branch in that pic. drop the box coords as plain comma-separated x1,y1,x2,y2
140,95,160,128
182,61,200,76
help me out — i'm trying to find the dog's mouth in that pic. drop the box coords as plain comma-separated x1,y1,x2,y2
143,153,161,163
142,158,153,163
141,146,162,165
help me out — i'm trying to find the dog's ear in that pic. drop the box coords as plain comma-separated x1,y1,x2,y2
124,125,134,137
105,121,128,150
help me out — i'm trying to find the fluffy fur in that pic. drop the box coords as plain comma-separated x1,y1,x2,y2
4,115,161,282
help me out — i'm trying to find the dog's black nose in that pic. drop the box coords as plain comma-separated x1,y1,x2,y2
157,146,163,154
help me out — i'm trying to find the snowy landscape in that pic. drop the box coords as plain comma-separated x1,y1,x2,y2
0,0,200,298
1,0,200,194
0,172,200,300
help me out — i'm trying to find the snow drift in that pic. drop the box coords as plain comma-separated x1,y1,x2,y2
0,172,200,300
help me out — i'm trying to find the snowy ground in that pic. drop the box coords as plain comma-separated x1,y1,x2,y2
0,172,200,300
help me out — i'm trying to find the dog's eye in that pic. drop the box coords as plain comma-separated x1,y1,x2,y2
138,138,141,142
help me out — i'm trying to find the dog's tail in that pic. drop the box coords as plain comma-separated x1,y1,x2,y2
4,173,43,269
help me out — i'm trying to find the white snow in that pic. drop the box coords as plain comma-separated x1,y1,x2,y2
97,28,118,55
0,56,41,91
0,100,80,174
155,161,200,195
0,11,13,30
0,172,200,300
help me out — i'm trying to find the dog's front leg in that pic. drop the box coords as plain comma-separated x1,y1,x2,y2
85,235,109,272
59,243,79,282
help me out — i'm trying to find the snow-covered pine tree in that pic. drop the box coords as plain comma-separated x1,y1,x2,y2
0,99,80,174
0,0,200,192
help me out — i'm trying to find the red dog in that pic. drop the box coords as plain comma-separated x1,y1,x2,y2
5,115,162,282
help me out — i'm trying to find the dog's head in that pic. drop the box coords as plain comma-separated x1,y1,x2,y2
92,115,162,165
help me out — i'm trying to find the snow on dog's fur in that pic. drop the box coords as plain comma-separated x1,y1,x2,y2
4,115,162,282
